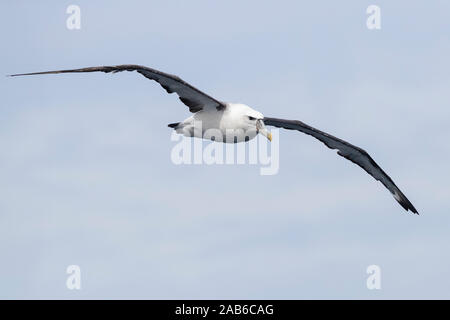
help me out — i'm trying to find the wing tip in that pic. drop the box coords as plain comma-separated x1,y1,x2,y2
409,202,419,215
406,204,419,215
7,71,51,77
394,191,419,215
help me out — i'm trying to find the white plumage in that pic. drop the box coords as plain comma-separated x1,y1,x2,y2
175,103,267,143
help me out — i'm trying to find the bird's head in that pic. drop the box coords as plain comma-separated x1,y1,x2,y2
244,116,272,142
255,118,272,142
228,103,272,142
237,104,272,142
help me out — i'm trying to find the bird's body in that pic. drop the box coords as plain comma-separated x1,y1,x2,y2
9,64,418,214
175,103,264,143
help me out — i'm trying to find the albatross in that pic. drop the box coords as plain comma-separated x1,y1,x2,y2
10,64,418,214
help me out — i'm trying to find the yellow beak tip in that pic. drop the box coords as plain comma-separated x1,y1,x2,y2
268,133,272,142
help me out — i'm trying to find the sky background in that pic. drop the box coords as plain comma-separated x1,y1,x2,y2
1,1,449,299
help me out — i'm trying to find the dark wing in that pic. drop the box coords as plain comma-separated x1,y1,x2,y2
9,64,226,113
263,117,418,214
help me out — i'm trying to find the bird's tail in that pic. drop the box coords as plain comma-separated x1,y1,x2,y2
168,122,180,129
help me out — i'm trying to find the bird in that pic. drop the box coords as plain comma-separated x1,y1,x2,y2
9,64,418,214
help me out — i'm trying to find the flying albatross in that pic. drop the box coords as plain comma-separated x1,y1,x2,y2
10,64,418,214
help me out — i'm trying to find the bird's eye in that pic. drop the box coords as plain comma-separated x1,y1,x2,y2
248,116,256,121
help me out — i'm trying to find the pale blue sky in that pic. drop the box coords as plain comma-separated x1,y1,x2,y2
1,1,449,299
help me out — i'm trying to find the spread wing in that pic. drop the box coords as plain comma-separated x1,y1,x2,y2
263,117,418,214
9,64,226,113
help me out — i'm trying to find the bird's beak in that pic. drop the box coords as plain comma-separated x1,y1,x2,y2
261,129,272,142
257,120,272,142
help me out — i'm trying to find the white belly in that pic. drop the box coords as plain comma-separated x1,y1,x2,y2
177,108,258,143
